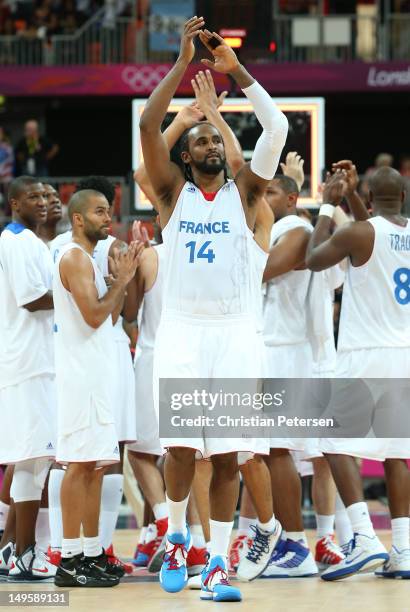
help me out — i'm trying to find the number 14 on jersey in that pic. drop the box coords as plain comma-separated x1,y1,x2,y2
185,241,215,263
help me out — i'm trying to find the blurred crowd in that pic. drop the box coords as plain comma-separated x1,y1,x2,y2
0,0,132,38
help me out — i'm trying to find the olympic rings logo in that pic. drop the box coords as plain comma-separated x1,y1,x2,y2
122,65,170,92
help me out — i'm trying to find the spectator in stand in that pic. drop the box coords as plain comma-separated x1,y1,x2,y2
0,127,14,184
15,119,59,177
365,152,394,178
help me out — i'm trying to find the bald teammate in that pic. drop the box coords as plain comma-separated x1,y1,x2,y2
140,18,287,601
307,167,410,580
53,190,142,587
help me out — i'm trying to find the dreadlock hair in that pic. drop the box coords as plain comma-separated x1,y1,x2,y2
176,122,229,187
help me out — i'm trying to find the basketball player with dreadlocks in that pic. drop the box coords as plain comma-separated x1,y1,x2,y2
139,17,288,602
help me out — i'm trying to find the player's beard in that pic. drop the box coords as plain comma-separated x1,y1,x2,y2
84,225,108,242
192,155,226,176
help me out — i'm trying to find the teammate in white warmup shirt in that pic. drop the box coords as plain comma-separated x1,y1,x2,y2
0,176,56,582
52,189,142,588
307,167,410,581
139,17,288,601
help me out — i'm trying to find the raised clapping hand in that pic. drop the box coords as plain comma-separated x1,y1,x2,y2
322,170,347,207
132,220,151,248
191,70,228,114
109,241,145,286
280,152,305,191
199,30,240,74
178,16,205,64
331,160,359,196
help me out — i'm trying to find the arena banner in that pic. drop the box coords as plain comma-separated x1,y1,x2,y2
0,62,409,96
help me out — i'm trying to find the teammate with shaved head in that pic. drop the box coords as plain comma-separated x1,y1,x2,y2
52,190,142,587
307,167,410,581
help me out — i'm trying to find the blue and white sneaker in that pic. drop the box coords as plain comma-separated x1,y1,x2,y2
159,530,191,593
201,556,242,602
321,533,388,581
261,539,318,578
236,521,282,582
375,547,410,579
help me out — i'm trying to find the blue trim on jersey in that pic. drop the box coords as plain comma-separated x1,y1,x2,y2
4,222,26,234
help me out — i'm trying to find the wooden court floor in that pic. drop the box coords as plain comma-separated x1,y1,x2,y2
1,529,409,612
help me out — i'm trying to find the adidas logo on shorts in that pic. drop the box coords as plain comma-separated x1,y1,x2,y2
113,446,119,454
46,442,54,450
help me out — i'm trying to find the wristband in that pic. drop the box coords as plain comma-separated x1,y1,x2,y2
319,204,335,219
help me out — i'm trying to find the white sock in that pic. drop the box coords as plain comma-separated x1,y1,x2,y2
209,519,234,559
258,515,277,533
346,502,375,538
138,526,147,545
153,502,168,521
62,537,82,559
237,516,255,537
315,514,335,539
166,493,189,537
83,536,102,558
0,501,9,531
99,474,123,549
335,492,354,546
145,523,157,543
286,531,308,547
48,469,64,550
35,508,50,553
190,524,206,548
391,517,410,551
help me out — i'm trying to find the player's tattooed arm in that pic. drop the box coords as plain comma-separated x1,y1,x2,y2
139,17,204,208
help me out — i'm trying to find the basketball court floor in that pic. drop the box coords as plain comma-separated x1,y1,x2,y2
1,524,407,612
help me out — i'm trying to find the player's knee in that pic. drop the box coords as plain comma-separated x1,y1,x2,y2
211,452,239,477
10,458,52,502
167,447,196,464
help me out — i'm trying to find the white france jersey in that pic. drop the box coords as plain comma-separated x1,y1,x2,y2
53,243,114,434
93,234,129,343
50,231,127,342
161,180,267,319
0,222,54,389
138,244,165,351
263,215,312,346
338,216,410,351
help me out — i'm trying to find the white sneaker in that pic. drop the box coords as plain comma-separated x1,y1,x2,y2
321,533,388,581
8,545,57,582
236,521,282,582
200,556,241,602
0,541,15,576
262,538,318,578
228,534,252,572
187,573,202,589
375,547,410,579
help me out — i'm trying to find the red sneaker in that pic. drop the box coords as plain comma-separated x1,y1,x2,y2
105,544,134,574
228,535,253,572
133,542,150,567
147,517,168,573
46,546,61,567
187,546,207,576
315,535,345,568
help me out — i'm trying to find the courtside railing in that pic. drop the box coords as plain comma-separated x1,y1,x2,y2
0,13,409,66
